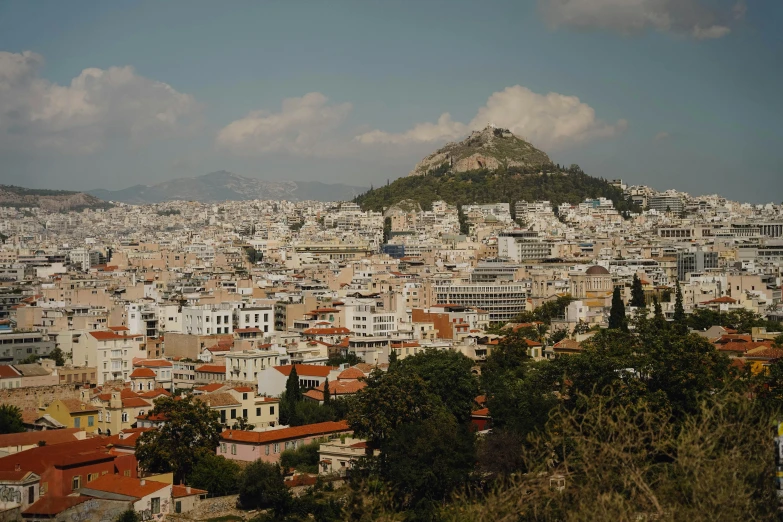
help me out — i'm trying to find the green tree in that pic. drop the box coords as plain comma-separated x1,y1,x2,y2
136,395,222,484
608,286,627,331
673,280,686,326
323,379,331,406
280,440,322,474
383,408,476,508
231,416,255,431
394,349,479,424
0,404,25,434
238,461,292,512
630,274,646,308
189,453,241,497
653,296,667,331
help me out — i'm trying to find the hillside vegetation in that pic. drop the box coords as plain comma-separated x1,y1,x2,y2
355,164,638,215
0,185,111,212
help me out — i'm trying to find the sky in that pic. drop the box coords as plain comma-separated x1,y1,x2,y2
0,0,780,202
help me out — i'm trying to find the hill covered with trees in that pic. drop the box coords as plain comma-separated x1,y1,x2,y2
355,163,638,215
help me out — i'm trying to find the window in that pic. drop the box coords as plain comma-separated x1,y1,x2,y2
87,473,99,482
88,416,94,427
270,406,275,415
243,393,248,400
243,409,248,419
231,444,237,455
121,412,128,423
265,445,270,455
124,470,131,477
220,410,226,423
99,411,103,421
74,417,81,428
151,497,161,515
72,475,81,490
221,443,226,453
231,409,237,419
274,443,279,453
256,407,261,417
175,501,182,514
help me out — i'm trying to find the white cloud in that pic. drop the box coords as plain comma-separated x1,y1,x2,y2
216,92,352,156
539,0,743,39
0,50,200,154
355,113,467,145
469,85,627,147
355,85,626,150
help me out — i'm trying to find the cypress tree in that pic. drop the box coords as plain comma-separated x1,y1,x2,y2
609,287,627,331
323,378,331,406
630,274,646,308
674,280,685,324
653,296,667,330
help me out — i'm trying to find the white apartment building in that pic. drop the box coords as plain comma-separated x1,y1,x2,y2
345,303,398,337
183,304,239,335
433,281,530,323
236,306,273,334
497,231,553,261
225,349,282,383
82,331,147,385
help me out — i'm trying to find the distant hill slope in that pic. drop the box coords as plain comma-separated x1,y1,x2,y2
90,171,367,203
409,125,552,176
0,185,111,212
355,128,636,214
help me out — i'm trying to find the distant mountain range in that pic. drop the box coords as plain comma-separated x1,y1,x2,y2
0,185,111,212
88,171,368,204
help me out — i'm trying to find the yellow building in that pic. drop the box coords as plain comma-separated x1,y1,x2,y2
42,399,100,433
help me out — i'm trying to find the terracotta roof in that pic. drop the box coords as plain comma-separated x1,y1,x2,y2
194,383,226,393
138,389,171,399
553,339,583,351
0,365,21,378
122,397,152,408
196,364,226,374
337,367,365,380
129,368,156,378
471,408,490,417
82,473,169,499
232,386,254,393
172,484,208,498
89,331,142,341
0,438,115,475
303,379,366,401
274,364,334,378
24,495,93,516
220,421,350,444
0,428,81,448
701,296,737,304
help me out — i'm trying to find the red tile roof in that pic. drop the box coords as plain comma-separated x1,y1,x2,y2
195,383,226,393
0,438,115,475
196,364,226,374
0,428,81,449
303,327,351,335
82,473,169,499
122,397,152,408
220,421,350,444
337,367,365,380
0,365,21,378
57,399,99,413
303,379,366,401
138,389,171,399
129,368,156,378
89,331,142,341
172,484,208,498
135,359,173,368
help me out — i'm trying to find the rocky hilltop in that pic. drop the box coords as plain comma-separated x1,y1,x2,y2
90,171,367,204
409,126,552,176
0,186,110,212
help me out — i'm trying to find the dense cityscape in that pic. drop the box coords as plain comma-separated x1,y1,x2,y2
1,1,781,520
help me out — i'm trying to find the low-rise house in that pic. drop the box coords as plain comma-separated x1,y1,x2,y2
194,364,226,383
23,494,130,521
78,474,172,520
14,363,58,387
0,470,41,512
0,428,84,458
171,484,208,515
217,421,351,463
257,364,338,397
318,437,373,476
0,365,22,389
41,400,100,433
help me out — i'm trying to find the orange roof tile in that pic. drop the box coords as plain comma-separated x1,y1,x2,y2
129,368,156,378
196,364,226,374
82,473,168,499
220,421,350,444
274,365,334,378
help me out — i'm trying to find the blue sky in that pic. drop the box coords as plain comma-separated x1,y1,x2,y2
0,0,780,202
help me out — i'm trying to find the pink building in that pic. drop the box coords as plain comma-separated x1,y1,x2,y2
217,421,351,463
